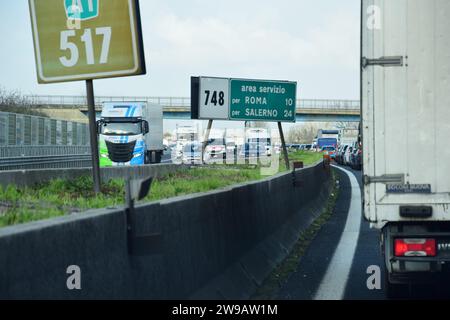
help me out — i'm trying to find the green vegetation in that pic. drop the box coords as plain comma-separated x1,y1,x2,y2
251,170,339,300
281,150,324,171
0,167,262,227
0,151,323,228
0,87,47,117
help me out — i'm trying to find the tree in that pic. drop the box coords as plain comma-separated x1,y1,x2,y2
0,87,47,117
287,124,319,144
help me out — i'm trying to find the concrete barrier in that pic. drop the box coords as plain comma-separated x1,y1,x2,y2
0,162,331,299
0,164,182,188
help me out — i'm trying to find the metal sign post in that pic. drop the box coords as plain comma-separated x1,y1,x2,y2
202,120,213,164
278,122,290,170
86,79,101,193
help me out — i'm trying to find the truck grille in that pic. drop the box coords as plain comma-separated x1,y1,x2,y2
105,140,136,163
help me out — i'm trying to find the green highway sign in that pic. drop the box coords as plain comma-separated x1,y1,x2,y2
29,0,146,84
191,77,298,123
229,79,297,122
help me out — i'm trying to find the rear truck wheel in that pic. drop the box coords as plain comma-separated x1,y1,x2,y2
146,150,162,164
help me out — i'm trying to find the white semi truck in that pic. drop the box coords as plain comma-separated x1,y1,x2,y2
245,128,272,156
97,102,164,166
362,0,450,296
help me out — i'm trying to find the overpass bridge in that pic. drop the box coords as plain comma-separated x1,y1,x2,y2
26,95,361,123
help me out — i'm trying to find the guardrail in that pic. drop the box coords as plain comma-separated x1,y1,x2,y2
0,154,92,171
24,95,360,110
0,145,91,158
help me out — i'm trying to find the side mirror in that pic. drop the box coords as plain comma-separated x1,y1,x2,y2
96,120,102,134
142,121,149,134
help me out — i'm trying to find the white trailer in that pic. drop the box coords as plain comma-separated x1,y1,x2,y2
362,0,450,296
144,103,164,163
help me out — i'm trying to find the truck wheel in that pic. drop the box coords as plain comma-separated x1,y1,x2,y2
155,151,162,164
146,151,162,164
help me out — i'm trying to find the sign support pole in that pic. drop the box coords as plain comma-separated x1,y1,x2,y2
202,119,213,164
278,122,290,170
86,79,101,193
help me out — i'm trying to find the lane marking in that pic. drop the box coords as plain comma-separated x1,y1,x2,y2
314,166,362,300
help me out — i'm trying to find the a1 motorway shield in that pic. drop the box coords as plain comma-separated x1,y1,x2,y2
229,79,297,122
29,0,146,84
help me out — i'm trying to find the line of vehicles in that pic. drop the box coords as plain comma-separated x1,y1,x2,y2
287,128,362,171
94,101,362,173
95,100,282,167
175,127,278,165
335,141,362,171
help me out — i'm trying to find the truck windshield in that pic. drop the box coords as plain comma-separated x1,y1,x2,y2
248,138,271,145
318,138,337,147
101,122,142,136
184,143,202,152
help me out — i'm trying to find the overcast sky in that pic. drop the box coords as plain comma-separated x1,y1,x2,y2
0,0,360,100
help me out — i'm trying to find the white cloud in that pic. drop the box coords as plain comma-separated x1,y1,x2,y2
149,5,359,70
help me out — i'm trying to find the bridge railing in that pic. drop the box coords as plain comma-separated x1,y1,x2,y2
25,95,360,110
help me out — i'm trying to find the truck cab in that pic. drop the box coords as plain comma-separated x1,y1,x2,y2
97,102,163,166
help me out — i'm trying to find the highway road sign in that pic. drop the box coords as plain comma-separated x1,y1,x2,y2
229,79,297,122
29,0,146,84
191,77,297,123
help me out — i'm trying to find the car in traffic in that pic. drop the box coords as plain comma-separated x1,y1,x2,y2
335,145,344,164
205,138,226,160
289,144,302,152
321,146,336,159
182,142,203,165
350,144,362,170
336,144,349,164
343,145,353,165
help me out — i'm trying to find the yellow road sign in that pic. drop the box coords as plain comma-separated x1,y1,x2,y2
29,0,146,84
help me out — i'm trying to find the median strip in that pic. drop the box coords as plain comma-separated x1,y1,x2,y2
0,151,324,228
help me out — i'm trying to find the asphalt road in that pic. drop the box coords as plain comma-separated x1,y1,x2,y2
278,165,386,300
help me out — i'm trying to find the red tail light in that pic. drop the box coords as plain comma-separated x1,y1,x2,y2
395,239,436,257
